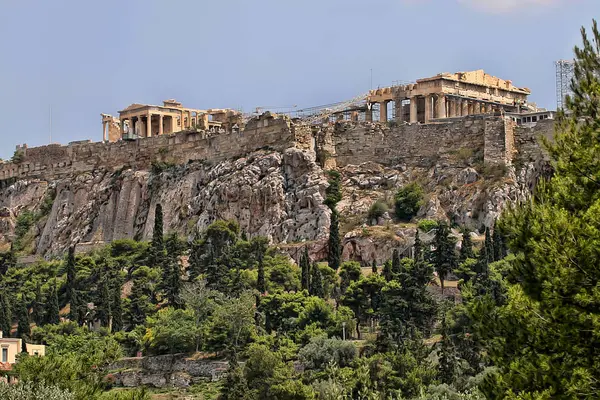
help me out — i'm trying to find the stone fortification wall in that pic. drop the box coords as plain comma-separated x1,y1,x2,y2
513,119,555,163
331,117,492,168
0,114,297,182
329,116,541,169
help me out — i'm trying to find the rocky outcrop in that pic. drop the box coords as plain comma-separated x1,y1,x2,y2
0,149,330,256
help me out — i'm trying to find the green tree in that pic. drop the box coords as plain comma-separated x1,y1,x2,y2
32,286,45,326
459,229,474,264
181,280,222,352
309,262,325,298
327,210,341,271
163,233,184,308
221,360,252,400
111,283,124,332
144,307,197,355
483,227,494,265
0,292,11,337
45,285,60,325
414,229,423,261
394,182,424,221
492,224,505,262
431,222,457,293
371,260,377,274
339,261,361,294
391,249,401,276
17,300,30,344
300,247,311,291
478,20,600,399
149,204,165,268
65,246,76,306
252,237,269,294
382,260,393,282
127,267,155,327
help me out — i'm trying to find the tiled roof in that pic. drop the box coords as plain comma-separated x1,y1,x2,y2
0,362,12,371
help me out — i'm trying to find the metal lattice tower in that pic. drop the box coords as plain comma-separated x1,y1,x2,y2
555,60,575,110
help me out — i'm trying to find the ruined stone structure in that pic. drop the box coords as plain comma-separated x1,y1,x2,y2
101,99,242,142
367,70,531,124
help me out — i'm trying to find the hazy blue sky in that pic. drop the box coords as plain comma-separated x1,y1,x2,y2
0,0,596,158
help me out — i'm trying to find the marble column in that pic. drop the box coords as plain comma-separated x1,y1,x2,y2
448,99,456,118
146,113,152,137
473,102,481,115
159,114,164,135
379,101,388,123
102,122,107,142
410,97,418,123
351,111,359,122
424,95,433,123
461,100,468,116
365,103,373,122
436,94,447,119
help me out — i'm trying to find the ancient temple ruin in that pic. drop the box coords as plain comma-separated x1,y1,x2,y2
101,100,242,142
367,69,532,123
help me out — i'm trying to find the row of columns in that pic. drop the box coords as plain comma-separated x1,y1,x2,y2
408,95,498,123
123,113,166,138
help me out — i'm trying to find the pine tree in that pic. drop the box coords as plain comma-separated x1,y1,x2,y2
371,260,378,274
432,222,457,294
478,20,600,398
16,301,30,340
65,246,76,305
309,262,325,298
413,229,423,261
327,210,341,271
300,247,311,291
459,229,475,263
44,285,60,325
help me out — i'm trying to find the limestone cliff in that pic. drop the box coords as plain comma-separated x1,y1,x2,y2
0,149,330,256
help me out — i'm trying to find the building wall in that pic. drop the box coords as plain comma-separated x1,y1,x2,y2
0,114,297,183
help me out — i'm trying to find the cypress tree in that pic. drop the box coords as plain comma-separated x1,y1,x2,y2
188,230,203,281
309,262,325,298
69,289,84,325
492,224,506,262
432,222,457,294
252,237,268,295
150,203,165,267
32,286,44,326
327,210,341,271
459,229,475,263
98,277,112,327
484,227,494,265
45,285,60,325
413,229,423,261
300,247,311,291
16,300,30,340
438,316,458,384
0,293,10,337
371,260,377,274
382,260,393,282
391,249,401,276
129,278,148,327
65,246,76,305
164,233,183,307
112,284,123,332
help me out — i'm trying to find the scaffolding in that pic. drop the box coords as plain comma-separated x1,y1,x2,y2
555,60,575,110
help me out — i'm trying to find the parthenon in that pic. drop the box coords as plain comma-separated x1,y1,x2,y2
101,100,242,142
366,69,532,123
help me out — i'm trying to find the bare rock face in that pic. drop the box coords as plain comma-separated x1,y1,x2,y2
0,149,330,256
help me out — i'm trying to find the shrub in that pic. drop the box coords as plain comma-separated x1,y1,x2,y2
367,200,388,223
298,335,357,370
394,182,424,221
418,219,438,232
0,382,75,400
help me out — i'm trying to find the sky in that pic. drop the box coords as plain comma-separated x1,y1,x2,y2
0,0,596,159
